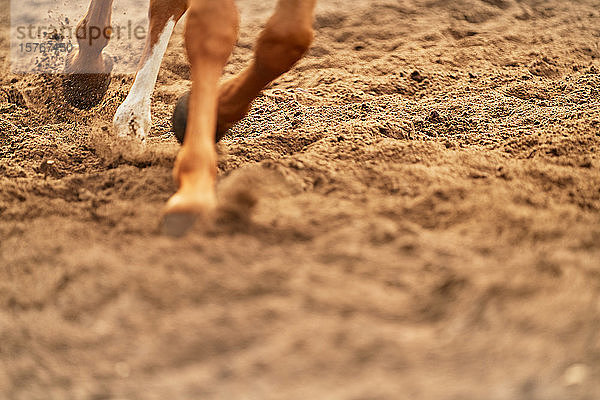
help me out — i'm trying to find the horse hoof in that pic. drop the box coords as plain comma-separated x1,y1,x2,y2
160,212,197,237
172,91,189,144
62,54,113,110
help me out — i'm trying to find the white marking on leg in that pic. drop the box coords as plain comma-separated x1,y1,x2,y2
113,18,176,142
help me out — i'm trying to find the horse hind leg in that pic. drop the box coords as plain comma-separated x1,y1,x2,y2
63,0,114,109
113,0,187,142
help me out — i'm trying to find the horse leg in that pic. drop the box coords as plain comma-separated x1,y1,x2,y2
113,0,187,141
162,0,238,235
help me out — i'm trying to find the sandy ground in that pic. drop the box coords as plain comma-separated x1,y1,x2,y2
1,0,600,399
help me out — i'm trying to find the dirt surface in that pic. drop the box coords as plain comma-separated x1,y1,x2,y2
1,0,600,399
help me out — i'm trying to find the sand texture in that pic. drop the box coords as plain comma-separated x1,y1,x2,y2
1,0,600,399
